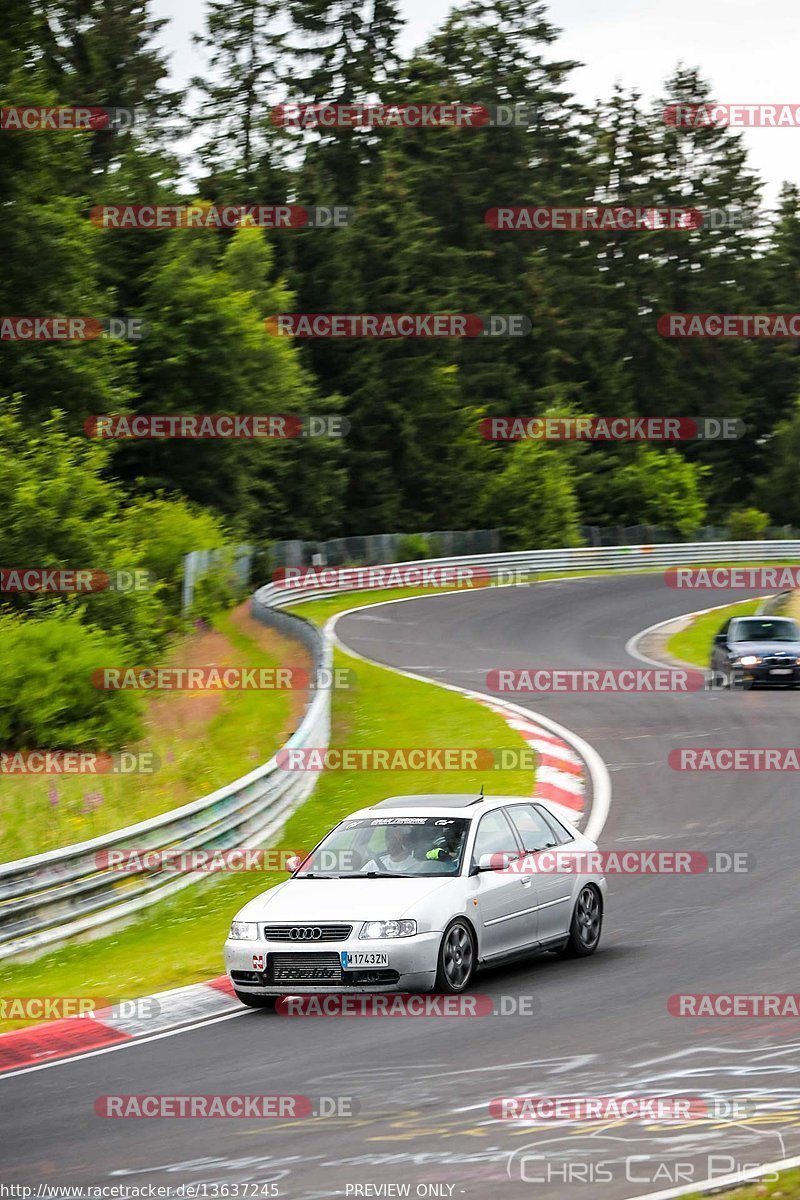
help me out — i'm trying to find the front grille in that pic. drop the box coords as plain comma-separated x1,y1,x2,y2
263,923,353,942
268,953,343,984
763,655,796,667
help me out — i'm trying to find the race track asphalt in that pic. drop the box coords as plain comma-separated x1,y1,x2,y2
2,573,799,1200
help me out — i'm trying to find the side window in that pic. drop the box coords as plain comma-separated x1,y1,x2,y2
718,619,731,640
471,809,519,868
505,804,559,853
534,805,574,846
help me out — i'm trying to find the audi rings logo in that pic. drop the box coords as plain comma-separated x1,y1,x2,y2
289,926,323,941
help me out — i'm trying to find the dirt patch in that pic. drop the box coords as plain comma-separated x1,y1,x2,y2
229,601,313,735
147,625,232,739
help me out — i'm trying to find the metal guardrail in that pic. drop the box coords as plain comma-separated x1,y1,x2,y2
258,540,800,609
0,596,330,961
2,539,798,961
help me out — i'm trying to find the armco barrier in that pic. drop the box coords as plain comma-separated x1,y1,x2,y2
0,595,329,961
1,540,798,961
258,540,800,608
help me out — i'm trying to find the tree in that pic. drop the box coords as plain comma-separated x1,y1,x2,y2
0,31,136,422
36,0,183,177
192,0,288,192
579,445,707,534
119,224,346,536
754,398,800,526
480,440,583,549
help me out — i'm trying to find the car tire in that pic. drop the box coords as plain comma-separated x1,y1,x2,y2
433,919,476,994
557,886,603,959
234,989,277,1011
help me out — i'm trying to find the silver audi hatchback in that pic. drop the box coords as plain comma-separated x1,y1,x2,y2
225,793,607,1008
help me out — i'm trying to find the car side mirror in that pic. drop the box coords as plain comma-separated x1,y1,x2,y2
285,855,303,872
713,633,728,644
474,851,517,874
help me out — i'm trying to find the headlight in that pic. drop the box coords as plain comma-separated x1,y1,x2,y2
229,920,258,940
360,920,417,940
740,655,760,667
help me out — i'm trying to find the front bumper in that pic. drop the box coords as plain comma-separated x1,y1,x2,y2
734,663,800,685
224,931,441,995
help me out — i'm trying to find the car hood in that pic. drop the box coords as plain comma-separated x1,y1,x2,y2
234,875,456,923
730,640,800,656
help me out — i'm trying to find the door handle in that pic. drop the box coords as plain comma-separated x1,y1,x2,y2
519,877,532,887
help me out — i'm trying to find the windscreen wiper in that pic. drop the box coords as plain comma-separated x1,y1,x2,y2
343,871,417,878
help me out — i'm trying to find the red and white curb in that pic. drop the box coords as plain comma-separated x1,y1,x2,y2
476,699,586,827
0,976,237,1075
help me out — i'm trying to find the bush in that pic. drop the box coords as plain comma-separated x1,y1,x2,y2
117,496,235,617
0,614,142,751
727,507,769,540
481,440,584,549
396,533,432,561
187,558,242,625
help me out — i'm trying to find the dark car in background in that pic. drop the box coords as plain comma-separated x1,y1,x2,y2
710,616,800,689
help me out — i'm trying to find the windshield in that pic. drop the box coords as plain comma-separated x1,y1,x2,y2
731,618,800,643
295,816,470,878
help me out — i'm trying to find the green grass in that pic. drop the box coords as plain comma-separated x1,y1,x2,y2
4,559,796,1030
0,610,299,863
0,643,533,1031
666,599,764,666
683,1166,800,1198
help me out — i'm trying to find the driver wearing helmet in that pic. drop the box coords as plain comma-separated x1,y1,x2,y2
423,822,464,869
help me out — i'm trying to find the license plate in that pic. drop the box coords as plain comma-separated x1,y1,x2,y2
341,951,389,968
770,668,792,675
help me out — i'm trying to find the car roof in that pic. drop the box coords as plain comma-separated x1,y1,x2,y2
347,794,543,820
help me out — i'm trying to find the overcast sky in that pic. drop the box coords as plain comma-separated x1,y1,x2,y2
152,0,799,207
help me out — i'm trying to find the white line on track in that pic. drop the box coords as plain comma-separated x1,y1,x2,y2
0,1008,250,1082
